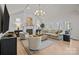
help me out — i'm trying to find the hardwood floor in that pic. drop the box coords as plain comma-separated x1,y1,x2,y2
34,39,79,55
17,38,79,55
17,38,28,55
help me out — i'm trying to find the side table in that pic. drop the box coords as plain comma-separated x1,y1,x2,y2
63,34,70,42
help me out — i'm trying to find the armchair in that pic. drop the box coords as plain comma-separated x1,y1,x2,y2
28,36,41,50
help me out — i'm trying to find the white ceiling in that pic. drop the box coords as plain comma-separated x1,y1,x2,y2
1,4,79,20
1,4,79,15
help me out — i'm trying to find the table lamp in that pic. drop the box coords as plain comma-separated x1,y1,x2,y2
15,18,21,30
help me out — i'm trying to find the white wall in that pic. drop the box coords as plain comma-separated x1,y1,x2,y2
1,4,79,39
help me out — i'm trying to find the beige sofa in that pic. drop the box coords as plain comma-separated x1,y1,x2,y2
42,29,63,39
41,35,48,41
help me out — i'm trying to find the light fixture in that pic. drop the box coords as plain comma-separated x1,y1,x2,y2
34,4,45,16
26,4,30,10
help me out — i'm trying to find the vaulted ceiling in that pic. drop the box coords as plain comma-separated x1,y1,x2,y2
1,4,79,16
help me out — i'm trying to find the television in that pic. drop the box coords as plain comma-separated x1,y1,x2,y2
2,5,10,33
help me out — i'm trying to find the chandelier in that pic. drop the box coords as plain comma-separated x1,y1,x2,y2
34,4,45,16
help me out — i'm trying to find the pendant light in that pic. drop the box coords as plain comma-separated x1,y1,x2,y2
34,4,45,16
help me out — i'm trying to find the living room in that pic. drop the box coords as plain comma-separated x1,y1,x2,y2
0,4,79,55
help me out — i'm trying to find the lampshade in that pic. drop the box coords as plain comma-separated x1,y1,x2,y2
15,18,21,29
15,18,21,22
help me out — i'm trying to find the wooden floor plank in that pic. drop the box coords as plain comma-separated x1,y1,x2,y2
17,38,28,55
17,38,79,55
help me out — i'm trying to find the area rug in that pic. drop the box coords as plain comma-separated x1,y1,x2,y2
22,38,56,50
21,39,57,54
